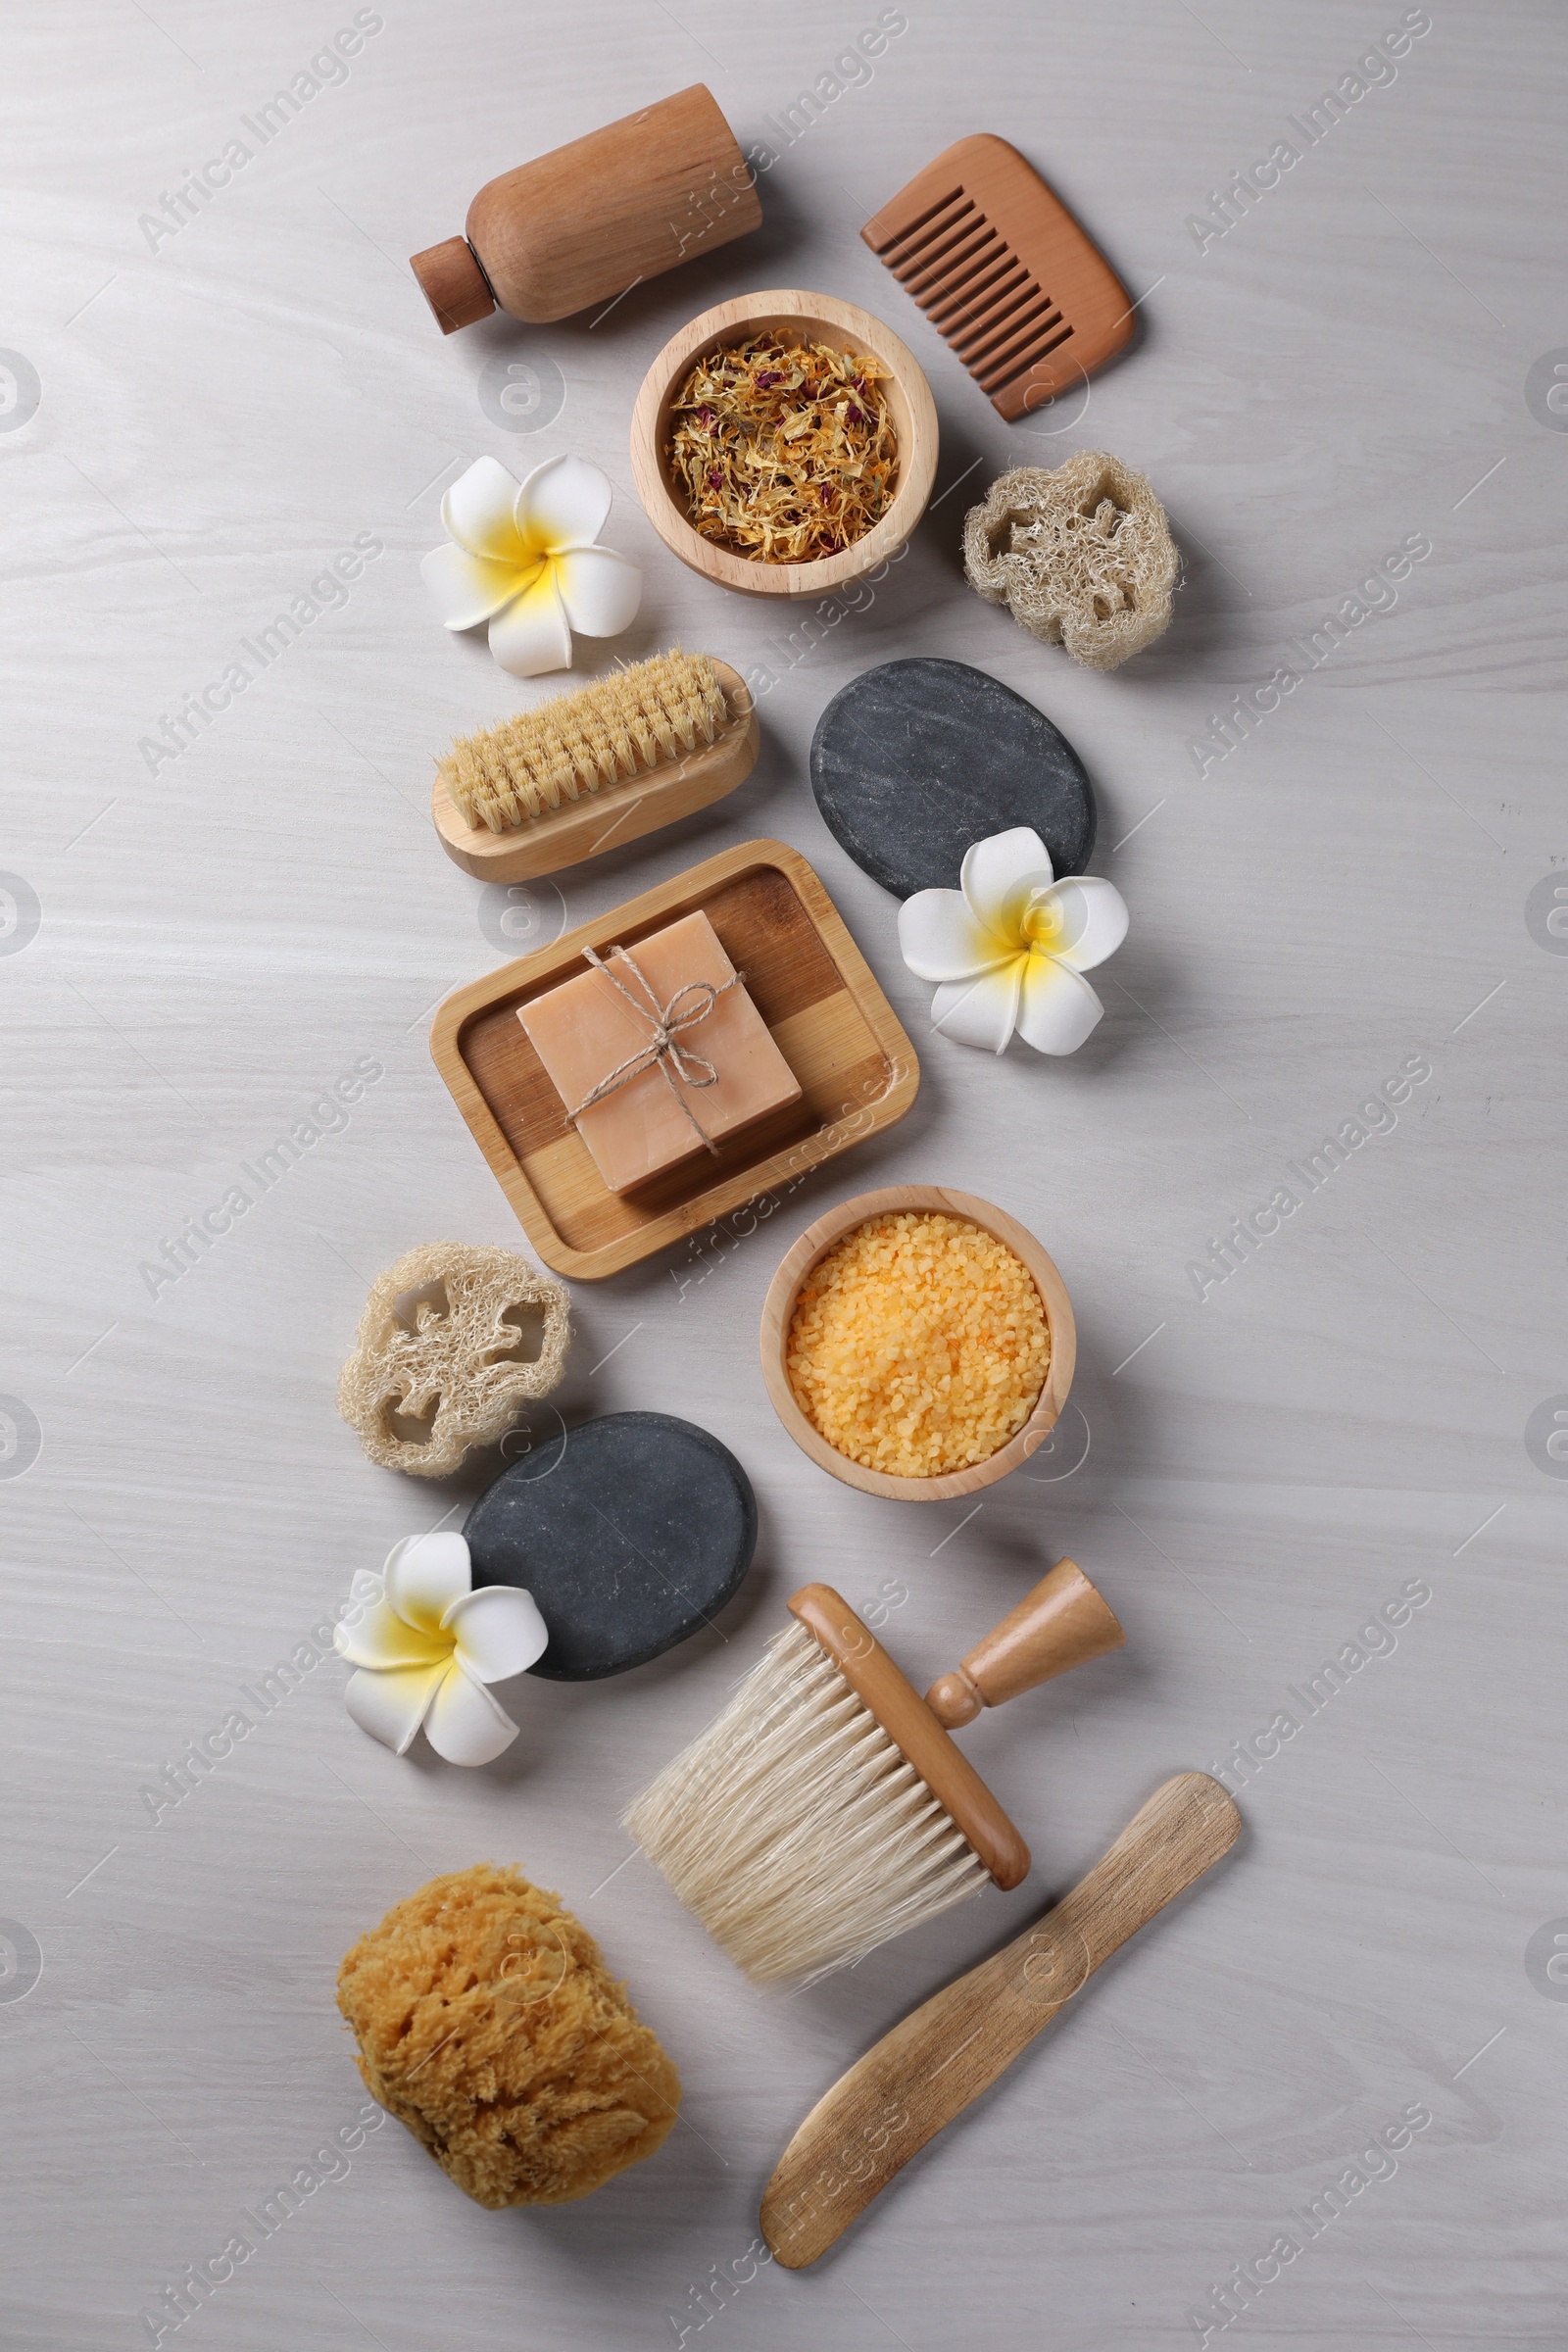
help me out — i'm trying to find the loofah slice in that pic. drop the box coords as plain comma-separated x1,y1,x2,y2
337,1243,569,1479
337,1865,680,2207
962,451,1179,672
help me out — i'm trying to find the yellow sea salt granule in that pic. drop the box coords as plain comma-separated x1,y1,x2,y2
785,1211,1050,1479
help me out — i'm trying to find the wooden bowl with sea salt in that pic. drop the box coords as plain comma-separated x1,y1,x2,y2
759,1184,1076,1503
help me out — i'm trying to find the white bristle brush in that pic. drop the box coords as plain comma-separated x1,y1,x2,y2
624,1565,1124,1987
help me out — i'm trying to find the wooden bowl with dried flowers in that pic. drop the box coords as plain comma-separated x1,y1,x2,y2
629,290,939,600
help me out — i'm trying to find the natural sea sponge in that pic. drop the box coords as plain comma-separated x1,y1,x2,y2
336,1865,680,2207
337,1243,569,1478
962,451,1179,672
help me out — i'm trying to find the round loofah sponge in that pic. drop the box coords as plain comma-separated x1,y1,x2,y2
336,1865,680,2208
962,451,1179,672
337,1243,569,1479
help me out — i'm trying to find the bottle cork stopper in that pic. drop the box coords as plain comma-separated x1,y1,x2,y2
410,237,495,335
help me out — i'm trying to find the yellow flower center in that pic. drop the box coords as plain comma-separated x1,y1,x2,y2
1020,898,1064,951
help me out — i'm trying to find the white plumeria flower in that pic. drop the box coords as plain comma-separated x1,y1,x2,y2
335,1532,548,1767
897,825,1129,1056
420,452,643,678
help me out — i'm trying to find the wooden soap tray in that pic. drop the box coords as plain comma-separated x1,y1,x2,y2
429,840,920,1280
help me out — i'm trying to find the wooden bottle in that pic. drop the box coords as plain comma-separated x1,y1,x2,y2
411,84,762,334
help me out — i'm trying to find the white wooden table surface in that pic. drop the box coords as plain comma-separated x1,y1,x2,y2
5,3,1566,2345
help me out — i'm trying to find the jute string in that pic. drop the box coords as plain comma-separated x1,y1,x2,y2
565,943,742,1154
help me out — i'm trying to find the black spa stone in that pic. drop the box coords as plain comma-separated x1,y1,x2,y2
808,657,1097,898
464,1411,757,1681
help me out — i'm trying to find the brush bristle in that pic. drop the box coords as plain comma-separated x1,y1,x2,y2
623,1623,989,1986
439,649,732,834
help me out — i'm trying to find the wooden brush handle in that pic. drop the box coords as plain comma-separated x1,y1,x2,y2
788,1566,1124,1891
925,1557,1124,1729
430,658,759,884
760,1772,1241,2269
790,1584,1030,1889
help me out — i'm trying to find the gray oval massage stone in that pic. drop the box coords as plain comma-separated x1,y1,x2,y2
808,656,1096,898
464,1410,758,1681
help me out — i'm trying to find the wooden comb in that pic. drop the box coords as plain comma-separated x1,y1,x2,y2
860,134,1134,421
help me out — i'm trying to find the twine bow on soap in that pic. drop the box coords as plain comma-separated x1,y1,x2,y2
566,943,741,1152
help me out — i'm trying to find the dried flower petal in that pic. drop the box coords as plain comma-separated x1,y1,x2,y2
666,334,899,565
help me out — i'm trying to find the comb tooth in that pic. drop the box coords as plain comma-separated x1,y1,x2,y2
977,323,1070,394
893,224,992,298
924,244,1027,325
931,255,1032,336
983,322,1077,400
883,195,975,269
943,270,1039,353
893,193,984,255
974,313,1069,387
890,206,988,288
903,221,1002,301
872,183,967,258
961,293,1064,370
984,328,1077,402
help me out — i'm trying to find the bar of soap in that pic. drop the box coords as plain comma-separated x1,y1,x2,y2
517,909,801,1193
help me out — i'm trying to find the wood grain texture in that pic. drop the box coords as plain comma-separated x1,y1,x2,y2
428,658,760,881
759,1182,1077,1499
629,289,939,596
862,131,1135,418
430,841,918,1275
6,5,1565,2345
760,1772,1242,2266
924,1556,1126,1728
416,83,761,328
787,1581,1032,1890
407,232,495,333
